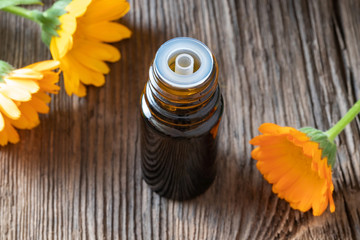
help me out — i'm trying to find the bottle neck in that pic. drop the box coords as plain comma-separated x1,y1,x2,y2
143,58,221,130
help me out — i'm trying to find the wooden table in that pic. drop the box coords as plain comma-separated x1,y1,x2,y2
1,0,360,239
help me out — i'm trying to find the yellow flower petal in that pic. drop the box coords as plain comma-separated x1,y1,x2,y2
4,78,39,94
84,0,130,22
0,113,4,131
250,123,335,216
28,96,49,114
75,60,105,86
10,115,28,129
0,117,19,145
50,0,131,97
26,60,60,72
5,118,20,144
50,0,92,59
63,53,106,86
76,82,87,97
75,39,121,62
0,60,59,145
52,31,74,59
38,79,61,94
50,37,62,60
72,49,110,74
0,93,21,119
258,122,283,134
0,84,32,102
83,22,132,42
66,0,92,17
0,129,7,145
62,65,80,96
34,92,51,104
14,103,40,129
8,68,43,80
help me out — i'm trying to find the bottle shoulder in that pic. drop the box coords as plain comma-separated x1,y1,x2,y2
140,93,224,138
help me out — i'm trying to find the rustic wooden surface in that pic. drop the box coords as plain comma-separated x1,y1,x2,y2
1,0,360,239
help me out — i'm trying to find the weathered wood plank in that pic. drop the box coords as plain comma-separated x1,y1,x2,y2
0,0,359,239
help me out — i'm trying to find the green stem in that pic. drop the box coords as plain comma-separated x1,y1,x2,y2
326,99,360,141
2,5,39,23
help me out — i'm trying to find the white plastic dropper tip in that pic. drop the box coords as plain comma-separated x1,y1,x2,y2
175,53,194,75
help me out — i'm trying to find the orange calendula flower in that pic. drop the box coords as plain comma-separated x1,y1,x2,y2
250,123,336,216
49,0,131,97
0,60,60,146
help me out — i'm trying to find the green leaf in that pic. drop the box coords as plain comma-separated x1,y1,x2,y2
0,60,13,83
36,0,71,46
0,0,42,9
41,30,52,47
45,8,66,21
41,23,60,46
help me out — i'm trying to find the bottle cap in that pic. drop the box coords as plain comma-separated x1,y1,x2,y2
154,37,214,89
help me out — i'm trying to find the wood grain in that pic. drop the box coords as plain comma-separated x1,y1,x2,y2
1,0,360,239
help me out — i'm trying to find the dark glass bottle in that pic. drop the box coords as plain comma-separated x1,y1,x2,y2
140,37,224,200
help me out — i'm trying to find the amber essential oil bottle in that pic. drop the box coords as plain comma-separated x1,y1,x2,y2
140,37,224,200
